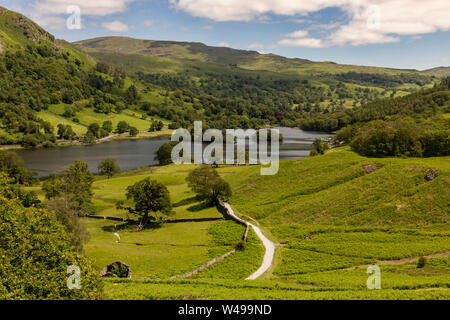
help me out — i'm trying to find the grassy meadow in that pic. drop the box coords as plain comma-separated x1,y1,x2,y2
41,147,446,299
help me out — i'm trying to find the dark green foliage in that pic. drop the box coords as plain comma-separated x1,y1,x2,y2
102,120,113,134
119,178,173,228
149,119,164,132
310,139,329,156
0,173,40,207
345,119,449,157
57,124,76,140
116,121,129,134
42,160,94,214
302,78,450,132
98,158,121,178
81,131,96,144
125,84,139,104
417,257,427,269
186,165,232,203
235,241,246,251
129,126,139,136
0,194,102,299
107,262,129,278
155,142,175,165
0,150,36,184
87,122,100,138
45,195,90,253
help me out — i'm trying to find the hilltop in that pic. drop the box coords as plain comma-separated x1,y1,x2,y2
75,36,435,79
0,6,54,49
422,66,450,77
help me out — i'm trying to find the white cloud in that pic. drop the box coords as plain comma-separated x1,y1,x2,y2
284,30,309,38
169,0,347,22
218,41,231,47
170,0,450,47
101,20,129,32
35,0,134,16
278,38,326,48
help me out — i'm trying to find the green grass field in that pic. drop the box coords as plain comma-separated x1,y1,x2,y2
30,148,449,299
39,104,156,133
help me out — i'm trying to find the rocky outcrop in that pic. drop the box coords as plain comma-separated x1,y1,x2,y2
424,169,438,181
100,261,131,278
363,165,378,174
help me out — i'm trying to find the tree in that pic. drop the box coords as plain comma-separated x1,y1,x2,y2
87,123,100,138
45,195,90,253
22,134,40,148
186,165,232,204
0,195,102,299
116,121,129,134
149,120,164,132
155,142,174,165
102,120,113,134
57,124,76,140
124,84,139,104
98,158,121,178
118,178,172,229
81,131,96,144
42,161,94,214
129,126,139,137
0,151,36,185
310,139,328,156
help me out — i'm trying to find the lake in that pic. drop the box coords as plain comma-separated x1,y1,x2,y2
16,127,334,177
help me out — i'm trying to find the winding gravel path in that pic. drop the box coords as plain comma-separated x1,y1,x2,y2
222,202,275,280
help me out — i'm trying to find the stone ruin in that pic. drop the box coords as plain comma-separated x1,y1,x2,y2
100,261,131,278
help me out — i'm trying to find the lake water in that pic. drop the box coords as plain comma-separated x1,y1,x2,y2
16,127,333,177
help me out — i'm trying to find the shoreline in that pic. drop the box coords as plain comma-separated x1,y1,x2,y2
0,129,173,151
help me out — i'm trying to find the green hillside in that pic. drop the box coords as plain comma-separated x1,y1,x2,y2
0,7,166,146
0,6,54,49
68,148,449,300
76,36,436,79
422,67,450,77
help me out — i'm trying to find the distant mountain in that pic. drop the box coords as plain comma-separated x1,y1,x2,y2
75,36,313,71
422,66,450,77
75,36,432,78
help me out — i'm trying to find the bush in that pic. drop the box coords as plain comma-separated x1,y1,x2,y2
235,241,246,251
186,165,232,203
0,195,102,299
129,127,139,137
155,142,175,165
417,257,427,268
98,158,121,178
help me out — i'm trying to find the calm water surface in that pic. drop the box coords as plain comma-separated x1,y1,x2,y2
16,128,333,177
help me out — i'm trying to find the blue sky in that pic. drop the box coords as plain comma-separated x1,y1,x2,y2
2,0,449,70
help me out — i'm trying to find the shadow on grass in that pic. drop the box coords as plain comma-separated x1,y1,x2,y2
101,221,163,232
172,196,199,208
187,201,214,212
